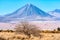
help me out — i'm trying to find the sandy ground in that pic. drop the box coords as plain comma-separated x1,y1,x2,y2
0,32,60,40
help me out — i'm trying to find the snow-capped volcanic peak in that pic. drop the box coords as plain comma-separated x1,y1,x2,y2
1,4,55,23
6,4,53,18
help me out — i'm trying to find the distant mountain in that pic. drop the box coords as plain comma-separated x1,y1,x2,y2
1,4,55,23
48,9,60,20
54,9,60,13
49,9,60,17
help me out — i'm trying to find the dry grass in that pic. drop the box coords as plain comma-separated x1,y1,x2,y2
0,32,60,40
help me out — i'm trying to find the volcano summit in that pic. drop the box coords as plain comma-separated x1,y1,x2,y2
1,4,54,23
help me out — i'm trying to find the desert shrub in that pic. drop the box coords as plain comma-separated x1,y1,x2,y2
51,35,54,37
1,30,9,32
2,30,14,32
8,30,14,32
43,30,52,33
0,37,6,40
14,21,41,38
57,27,60,31
0,30,2,32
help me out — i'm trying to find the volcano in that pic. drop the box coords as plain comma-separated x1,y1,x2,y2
1,4,54,23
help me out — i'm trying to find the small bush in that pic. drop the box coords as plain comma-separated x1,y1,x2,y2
57,27,60,31
0,30,2,32
0,37,6,40
15,21,41,38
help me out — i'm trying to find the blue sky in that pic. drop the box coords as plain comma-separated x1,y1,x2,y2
0,0,60,16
